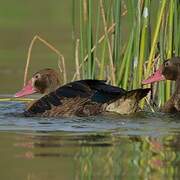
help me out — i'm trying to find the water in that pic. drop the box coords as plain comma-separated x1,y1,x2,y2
0,100,180,180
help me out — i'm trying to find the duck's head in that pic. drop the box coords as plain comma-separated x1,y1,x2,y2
15,68,60,97
142,57,180,84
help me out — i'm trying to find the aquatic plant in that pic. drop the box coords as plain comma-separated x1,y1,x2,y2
72,0,180,108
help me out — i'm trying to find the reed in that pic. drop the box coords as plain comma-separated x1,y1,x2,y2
73,0,180,109
24,35,67,86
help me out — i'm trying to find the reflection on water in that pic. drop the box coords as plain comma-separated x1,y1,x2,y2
0,132,180,179
0,101,180,179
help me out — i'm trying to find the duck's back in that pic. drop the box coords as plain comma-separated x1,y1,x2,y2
24,80,126,117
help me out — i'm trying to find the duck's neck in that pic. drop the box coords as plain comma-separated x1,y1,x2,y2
43,79,60,95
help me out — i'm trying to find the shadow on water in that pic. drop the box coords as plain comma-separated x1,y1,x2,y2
0,101,180,179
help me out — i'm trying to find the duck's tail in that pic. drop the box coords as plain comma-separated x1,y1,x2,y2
105,88,151,115
126,88,151,101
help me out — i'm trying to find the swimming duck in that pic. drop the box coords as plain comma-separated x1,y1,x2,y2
15,68,150,117
142,57,180,113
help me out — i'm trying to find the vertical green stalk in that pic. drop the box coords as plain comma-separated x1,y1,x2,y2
87,0,93,78
133,0,141,88
79,0,85,78
113,0,121,83
178,2,180,55
99,1,111,79
92,1,100,77
145,0,166,78
138,0,149,86
117,44,128,85
166,0,174,100
122,29,134,89
72,0,76,50
159,17,165,107
101,0,116,84
174,0,179,56
99,41,107,79
116,0,132,86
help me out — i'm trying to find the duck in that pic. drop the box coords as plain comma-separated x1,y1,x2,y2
142,57,180,113
14,68,150,117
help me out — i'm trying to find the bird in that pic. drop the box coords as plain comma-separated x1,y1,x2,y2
142,57,180,113
15,68,150,117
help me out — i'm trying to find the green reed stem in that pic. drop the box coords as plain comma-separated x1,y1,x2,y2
117,44,128,85
79,0,85,77
99,1,111,80
93,2,100,77
122,29,134,89
87,0,93,78
145,0,166,78
138,0,149,86
113,0,121,83
99,40,107,79
166,0,174,100
100,0,116,85
133,0,141,89
159,16,165,106
174,0,180,55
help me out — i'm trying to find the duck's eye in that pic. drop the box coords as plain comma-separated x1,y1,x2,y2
34,74,41,79
164,61,170,67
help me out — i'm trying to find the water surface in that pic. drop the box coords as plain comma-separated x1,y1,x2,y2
0,100,180,180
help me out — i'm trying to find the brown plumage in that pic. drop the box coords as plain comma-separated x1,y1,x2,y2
15,68,150,117
142,57,180,113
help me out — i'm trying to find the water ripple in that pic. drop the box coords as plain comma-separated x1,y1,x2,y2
0,101,180,137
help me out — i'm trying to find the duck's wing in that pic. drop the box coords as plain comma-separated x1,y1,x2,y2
82,80,126,103
56,79,126,101
63,79,127,103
